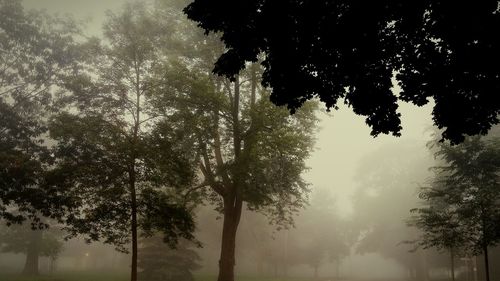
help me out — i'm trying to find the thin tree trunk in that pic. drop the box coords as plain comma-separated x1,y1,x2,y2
130,183,138,281
283,230,288,278
217,196,243,281
130,65,141,281
450,248,455,281
483,244,490,281
313,265,318,279
49,257,56,274
23,230,42,275
257,259,263,275
130,169,138,281
473,256,478,281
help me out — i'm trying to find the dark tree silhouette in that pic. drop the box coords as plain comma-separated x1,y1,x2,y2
184,0,500,144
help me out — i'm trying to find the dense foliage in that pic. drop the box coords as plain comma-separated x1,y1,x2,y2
0,0,82,226
411,135,500,281
185,0,500,144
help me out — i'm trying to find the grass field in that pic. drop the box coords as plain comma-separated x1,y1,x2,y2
0,272,316,281
0,271,127,281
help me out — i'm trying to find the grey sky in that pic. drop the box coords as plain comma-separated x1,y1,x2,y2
23,0,129,36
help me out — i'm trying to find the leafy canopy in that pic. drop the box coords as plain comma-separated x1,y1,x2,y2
0,0,82,226
49,2,198,250
185,0,500,144
411,134,500,257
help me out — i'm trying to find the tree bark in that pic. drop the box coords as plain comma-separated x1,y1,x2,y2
23,230,42,275
483,244,490,281
217,196,243,281
130,172,138,281
130,72,140,281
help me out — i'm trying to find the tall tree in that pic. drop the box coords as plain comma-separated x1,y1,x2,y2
153,37,318,280
415,136,500,281
0,0,82,226
184,0,500,144
49,3,198,281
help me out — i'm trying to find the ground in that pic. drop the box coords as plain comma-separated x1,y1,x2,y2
0,272,317,281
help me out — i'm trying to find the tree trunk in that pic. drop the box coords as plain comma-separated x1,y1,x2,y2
313,265,318,279
473,256,479,281
217,196,243,281
130,169,138,281
49,257,57,274
130,53,142,281
483,244,490,281
23,230,42,275
450,248,455,281
415,251,429,281
257,259,263,275
283,230,288,278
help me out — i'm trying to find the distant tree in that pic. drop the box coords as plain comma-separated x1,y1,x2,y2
415,136,500,281
409,179,469,281
296,188,350,279
138,236,201,281
243,213,283,276
184,0,500,144
0,0,82,226
351,142,434,280
248,227,301,278
153,35,318,281
49,3,199,281
0,223,64,275
302,239,326,279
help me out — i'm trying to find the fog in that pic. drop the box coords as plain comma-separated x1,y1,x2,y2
1,1,499,281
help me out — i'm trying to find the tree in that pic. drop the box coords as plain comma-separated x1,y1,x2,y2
409,180,469,281
0,223,64,275
49,3,199,281
184,0,500,144
154,34,318,281
415,136,500,281
295,187,350,279
138,236,201,281
351,142,434,280
0,0,82,226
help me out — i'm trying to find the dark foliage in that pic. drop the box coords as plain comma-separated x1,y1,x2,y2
0,0,82,226
185,0,500,143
